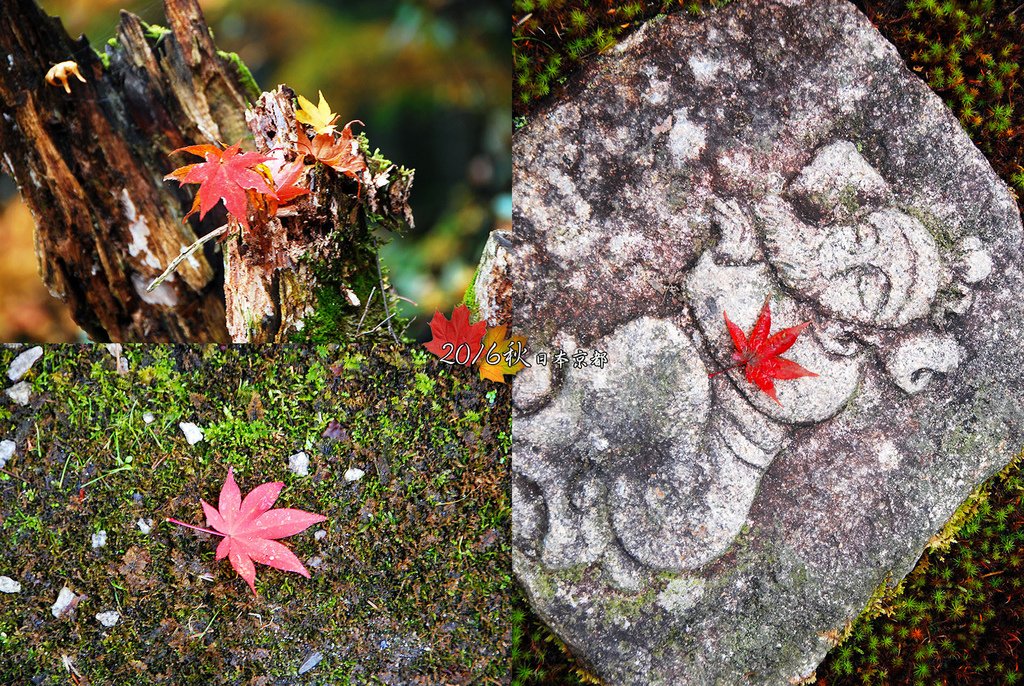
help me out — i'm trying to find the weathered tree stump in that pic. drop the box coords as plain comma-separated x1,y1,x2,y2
0,0,412,342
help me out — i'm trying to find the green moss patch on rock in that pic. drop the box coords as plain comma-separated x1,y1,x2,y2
0,344,510,685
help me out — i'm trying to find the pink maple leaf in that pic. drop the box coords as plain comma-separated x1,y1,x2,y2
167,467,326,595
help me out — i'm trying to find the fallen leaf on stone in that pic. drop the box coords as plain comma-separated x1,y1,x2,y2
424,304,487,366
711,297,817,404
167,467,326,595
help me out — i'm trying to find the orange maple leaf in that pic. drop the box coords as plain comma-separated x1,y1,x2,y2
476,325,527,383
165,142,277,230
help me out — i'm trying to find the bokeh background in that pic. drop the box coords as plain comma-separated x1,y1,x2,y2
0,0,510,342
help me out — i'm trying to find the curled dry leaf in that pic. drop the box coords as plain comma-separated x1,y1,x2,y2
295,119,367,180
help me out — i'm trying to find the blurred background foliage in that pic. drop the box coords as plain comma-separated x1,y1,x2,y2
0,0,510,342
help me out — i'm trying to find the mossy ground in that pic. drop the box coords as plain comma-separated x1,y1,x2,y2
513,1,1024,684
0,344,510,684
817,454,1024,686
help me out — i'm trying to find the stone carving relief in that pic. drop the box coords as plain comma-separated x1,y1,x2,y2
513,140,993,588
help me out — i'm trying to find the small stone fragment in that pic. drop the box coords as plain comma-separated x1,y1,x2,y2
298,651,323,675
51,587,77,617
142,412,155,424
288,451,310,477
0,576,21,593
137,518,153,535
179,422,204,445
91,530,107,549
95,610,120,627
314,529,327,541
5,381,30,406
7,346,42,381
344,468,364,482
0,440,14,469
104,344,128,374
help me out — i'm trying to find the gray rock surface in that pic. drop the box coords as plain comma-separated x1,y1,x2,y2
179,422,204,445
507,2,1024,684
5,382,30,406
91,530,107,549
0,440,14,469
51,587,77,618
0,576,21,594
288,451,310,477
95,610,120,627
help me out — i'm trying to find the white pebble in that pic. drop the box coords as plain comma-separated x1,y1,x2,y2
142,412,155,424
5,381,30,406
179,422,204,445
7,346,42,381
314,529,327,541
91,530,107,549
344,468,365,482
137,518,153,535
0,576,21,593
95,610,120,627
0,440,14,469
288,451,310,477
298,651,323,675
51,587,77,617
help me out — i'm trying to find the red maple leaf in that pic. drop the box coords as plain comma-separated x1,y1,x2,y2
167,467,326,595
711,297,817,404
424,304,488,366
264,156,310,215
165,142,278,230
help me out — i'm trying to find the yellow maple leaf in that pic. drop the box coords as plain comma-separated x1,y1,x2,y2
295,90,339,134
476,325,527,383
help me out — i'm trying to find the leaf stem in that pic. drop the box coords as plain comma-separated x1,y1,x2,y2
147,224,228,292
708,363,742,379
166,518,225,537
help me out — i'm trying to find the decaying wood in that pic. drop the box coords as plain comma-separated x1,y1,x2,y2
226,87,413,343
0,0,259,341
1,0,413,343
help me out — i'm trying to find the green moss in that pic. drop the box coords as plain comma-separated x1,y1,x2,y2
217,50,260,101
142,22,171,42
93,47,111,69
462,267,481,322
0,344,510,684
513,0,733,113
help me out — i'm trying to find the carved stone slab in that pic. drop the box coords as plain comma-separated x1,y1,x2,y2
509,1,1024,684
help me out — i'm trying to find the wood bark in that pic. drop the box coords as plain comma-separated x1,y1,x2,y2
0,0,258,341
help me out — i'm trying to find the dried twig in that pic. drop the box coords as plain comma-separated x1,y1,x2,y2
147,225,228,292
